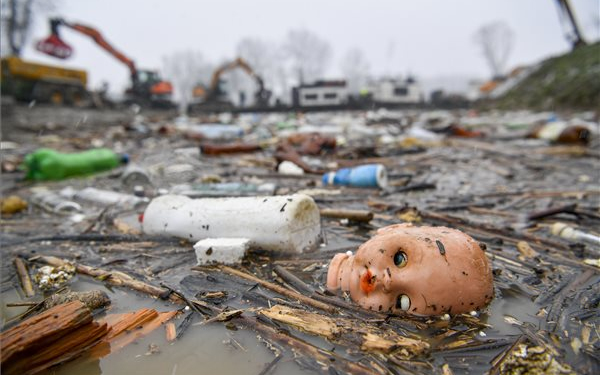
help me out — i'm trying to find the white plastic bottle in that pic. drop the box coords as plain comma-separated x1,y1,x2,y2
142,194,321,253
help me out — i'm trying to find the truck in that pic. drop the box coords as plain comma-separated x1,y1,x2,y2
1,55,88,106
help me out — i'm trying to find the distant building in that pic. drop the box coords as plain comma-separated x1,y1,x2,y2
466,79,485,101
368,77,423,104
292,80,348,107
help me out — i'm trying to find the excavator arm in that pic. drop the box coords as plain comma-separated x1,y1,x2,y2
206,57,270,105
41,18,138,81
36,17,173,107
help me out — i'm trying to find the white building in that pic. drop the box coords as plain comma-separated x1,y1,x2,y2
293,80,348,107
369,77,423,104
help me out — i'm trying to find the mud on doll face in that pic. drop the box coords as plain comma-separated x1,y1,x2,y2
326,223,494,315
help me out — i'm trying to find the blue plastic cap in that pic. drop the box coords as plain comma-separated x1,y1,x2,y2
121,153,130,164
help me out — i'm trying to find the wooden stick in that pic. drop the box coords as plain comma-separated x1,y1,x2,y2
30,255,182,304
244,314,379,375
165,322,176,342
526,203,577,221
14,257,34,298
272,265,314,295
5,302,38,307
319,208,374,222
216,266,337,314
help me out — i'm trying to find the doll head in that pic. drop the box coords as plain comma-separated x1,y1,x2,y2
327,223,493,315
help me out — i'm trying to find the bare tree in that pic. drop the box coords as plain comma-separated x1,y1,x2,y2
473,21,515,79
162,50,213,112
235,37,277,105
0,0,58,56
283,29,332,84
340,47,370,93
236,38,272,77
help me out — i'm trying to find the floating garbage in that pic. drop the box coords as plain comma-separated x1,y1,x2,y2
23,148,128,181
551,222,600,247
528,122,591,144
278,161,305,175
34,263,76,290
199,142,261,155
121,164,152,188
326,223,493,315
143,194,321,253
194,238,250,265
0,195,28,215
322,164,388,189
31,188,81,213
60,187,148,207
186,124,244,141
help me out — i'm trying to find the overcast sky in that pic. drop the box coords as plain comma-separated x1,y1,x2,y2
22,0,600,95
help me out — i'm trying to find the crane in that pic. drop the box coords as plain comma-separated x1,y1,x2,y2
36,18,174,108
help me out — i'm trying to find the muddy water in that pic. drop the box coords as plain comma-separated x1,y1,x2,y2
1,274,543,375
1,278,309,375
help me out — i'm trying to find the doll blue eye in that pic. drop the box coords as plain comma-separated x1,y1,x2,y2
393,251,407,267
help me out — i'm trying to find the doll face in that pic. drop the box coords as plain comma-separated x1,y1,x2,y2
327,224,493,315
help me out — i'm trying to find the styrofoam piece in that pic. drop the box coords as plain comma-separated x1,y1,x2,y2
143,194,321,253
194,238,250,265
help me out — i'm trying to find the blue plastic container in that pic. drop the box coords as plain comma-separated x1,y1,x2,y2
322,164,388,188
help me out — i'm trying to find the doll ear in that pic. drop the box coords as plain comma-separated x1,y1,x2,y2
376,223,414,235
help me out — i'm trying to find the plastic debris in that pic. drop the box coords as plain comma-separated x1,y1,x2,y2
121,164,152,188
186,124,244,141
23,148,128,181
322,164,388,189
30,188,81,213
143,194,321,252
551,222,600,246
60,186,148,207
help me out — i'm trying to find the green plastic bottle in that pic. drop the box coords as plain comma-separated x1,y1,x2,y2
23,148,129,181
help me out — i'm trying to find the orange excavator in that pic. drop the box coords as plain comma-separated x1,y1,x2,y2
191,57,271,110
36,18,174,108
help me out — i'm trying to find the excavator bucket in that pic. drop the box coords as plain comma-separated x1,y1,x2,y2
36,33,73,59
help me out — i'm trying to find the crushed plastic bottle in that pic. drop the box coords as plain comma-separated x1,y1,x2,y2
31,188,82,213
60,187,147,207
142,194,321,253
23,148,128,181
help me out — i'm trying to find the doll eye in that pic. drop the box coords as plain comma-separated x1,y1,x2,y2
396,294,411,311
393,251,407,267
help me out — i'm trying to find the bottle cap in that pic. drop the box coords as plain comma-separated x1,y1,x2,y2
121,154,130,164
